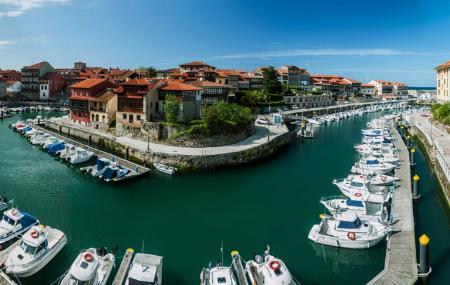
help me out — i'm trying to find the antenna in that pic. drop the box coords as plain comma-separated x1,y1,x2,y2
220,240,224,266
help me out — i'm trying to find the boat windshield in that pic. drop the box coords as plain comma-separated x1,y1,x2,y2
350,181,364,188
20,241,37,255
128,278,154,285
337,218,362,229
2,215,16,226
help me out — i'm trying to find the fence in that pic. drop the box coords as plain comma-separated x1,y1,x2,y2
435,141,450,185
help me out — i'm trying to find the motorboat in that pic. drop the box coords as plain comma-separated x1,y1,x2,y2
48,141,66,156
201,263,237,285
0,196,9,213
369,174,400,186
3,225,67,277
297,124,314,139
81,158,111,177
153,163,177,175
333,175,387,194
0,208,39,245
56,143,76,159
42,137,60,149
307,211,390,249
245,247,300,285
307,117,323,125
351,157,396,175
320,196,389,222
31,133,49,145
124,253,163,285
100,163,130,182
66,148,95,164
59,247,116,285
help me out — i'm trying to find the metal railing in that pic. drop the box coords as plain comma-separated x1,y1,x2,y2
435,141,450,184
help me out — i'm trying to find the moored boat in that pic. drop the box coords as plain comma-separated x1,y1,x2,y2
124,253,163,285
153,163,177,175
0,208,39,246
66,148,95,164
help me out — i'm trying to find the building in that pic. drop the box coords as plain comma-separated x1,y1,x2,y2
89,91,117,131
369,80,408,100
361,84,375,97
179,61,215,73
21,61,55,100
189,80,231,106
0,70,21,82
39,72,66,101
277,65,310,89
435,60,450,102
69,79,115,125
284,93,334,108
157,81,202,121
6,81,22,94
155,68,180,79
310,75,360,98
108,69,139,85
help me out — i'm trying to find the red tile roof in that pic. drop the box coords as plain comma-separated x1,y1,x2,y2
160,82,202,91
179,61,212,67
361,83,374,87
436,60,450,70
189,80,229,88
121,78,149,86
24,61,49,70
70,79,107,89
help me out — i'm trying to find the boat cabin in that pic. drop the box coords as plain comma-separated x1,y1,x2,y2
68,250,100,283
20,226,48,256
127,253,163,285
334,211,368,233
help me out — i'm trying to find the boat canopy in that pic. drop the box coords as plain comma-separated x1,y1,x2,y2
337,218,362,229
96,158,109,171
48,142,65,154
346,199,364,207
366,158,380,165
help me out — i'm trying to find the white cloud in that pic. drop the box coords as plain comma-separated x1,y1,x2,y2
212,49,433,60
0,0,70,17
0,40,15,47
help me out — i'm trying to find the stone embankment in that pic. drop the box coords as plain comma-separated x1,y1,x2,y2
44,118,291,171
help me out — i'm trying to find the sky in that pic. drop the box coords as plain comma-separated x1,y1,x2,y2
1,0,450,86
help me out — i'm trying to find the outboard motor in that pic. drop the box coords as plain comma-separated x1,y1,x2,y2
97,246,107,257
111,245,119,255
254,254,264,264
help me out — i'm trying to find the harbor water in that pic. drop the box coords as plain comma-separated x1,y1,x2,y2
0,111,449,285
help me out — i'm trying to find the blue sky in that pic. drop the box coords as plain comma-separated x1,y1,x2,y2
1,0,450,86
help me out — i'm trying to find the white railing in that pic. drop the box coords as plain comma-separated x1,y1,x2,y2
435,142,450,184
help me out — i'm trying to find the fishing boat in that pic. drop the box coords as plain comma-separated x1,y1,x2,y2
66,148,95,164
245,246,300,285
56,143,76,159
307,211,390,249
0,196,9,213
59,247,116,285
351,157,396,175
100,163,130,182
124,253,163,285
81,158,111,177
153,162,177,175
320,196,389,222
0,208,39,246
3,225,67,277
201,263,237,285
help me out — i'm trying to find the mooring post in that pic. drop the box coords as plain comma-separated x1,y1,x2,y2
59,125,62,134
125,147,129,160
89,135,92,146
412,174,420,200
406,135,412,149
410,148,416,167
418,234,431,277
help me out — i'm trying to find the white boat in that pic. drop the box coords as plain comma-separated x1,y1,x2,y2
201,264,237,285
369,174,400,186
308,211,390,249
333,175,387,194
57,143,76,159
3,225,67,277
42,136,61,149
31,133,49,145
81,158,111,177
66,148,95,164
307,118,323,125
59,247,116,285
0,208,39,245
154,163,177,175
320,196,389,222
125,253,163,285
351,157,396,175
246,247,300,285
0,196,9,213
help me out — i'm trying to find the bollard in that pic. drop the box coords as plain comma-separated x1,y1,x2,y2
418,234,431,277
406,135,412,149
89,135,92,146
400,125,405,137
125,147,129,160
59,125,62,134
412,174,420,200
410,148,416,167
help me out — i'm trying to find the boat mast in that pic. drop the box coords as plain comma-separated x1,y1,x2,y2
221,240,224,266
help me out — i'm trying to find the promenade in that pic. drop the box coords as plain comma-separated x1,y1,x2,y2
367,123,417,285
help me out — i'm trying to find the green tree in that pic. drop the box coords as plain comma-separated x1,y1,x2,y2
163,94,181,123
240,90,266,110
262,66,282,95
138,66,157,78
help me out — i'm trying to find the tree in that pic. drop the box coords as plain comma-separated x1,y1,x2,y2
138,66,157,78
240,90,266,110
262,66,282,95
163,94,181,123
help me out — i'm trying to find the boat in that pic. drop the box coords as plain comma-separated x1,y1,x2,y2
333,175,388,194
307,118,323,125
307,211,390,249
245,246,300,285
297,124,314,139
31,133,49,145
0,208,39,246
351,157,396,175
0,196,9,213
201,263,237,285
48,141,66,156
153,162,177,175
124,253,163,285
320,196,389,222
42,137,61,149
369,174,400,186
56,143,76,159
81,158,111,177
59,247,116,285
66,148,95,164
3,225,67,277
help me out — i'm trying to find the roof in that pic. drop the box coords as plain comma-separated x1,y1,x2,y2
361,83,374,87
90,91,115,102
41,72,61,80
70,79,107,89
160,82,202,91
179,61,213,67
189,80,229,88
121,78,149,86
435,60,450,70
23,61,49,70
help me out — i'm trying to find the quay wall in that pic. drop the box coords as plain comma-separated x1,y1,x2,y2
410,125,450,207
44,120,293,171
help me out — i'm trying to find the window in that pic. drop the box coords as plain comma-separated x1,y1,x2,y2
123,114,127,119
137,115,141,121
129,114,133,123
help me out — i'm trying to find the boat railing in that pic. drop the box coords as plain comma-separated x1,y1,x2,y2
320,195,347,202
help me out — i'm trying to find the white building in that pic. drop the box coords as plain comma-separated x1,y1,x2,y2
6,81,21,94
361,83,375,97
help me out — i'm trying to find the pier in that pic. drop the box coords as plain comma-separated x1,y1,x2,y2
367,124,417,285
31,124,151,179
112,248,134,285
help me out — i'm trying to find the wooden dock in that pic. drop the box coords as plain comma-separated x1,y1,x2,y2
112,248,134,285
367,124,417,285
30,125,150,178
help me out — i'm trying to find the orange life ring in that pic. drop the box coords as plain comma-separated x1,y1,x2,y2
354,192,362,197
30,230,39,239
11,209,18,216
347,232,356,240
84,253,94,262
268,260,281,271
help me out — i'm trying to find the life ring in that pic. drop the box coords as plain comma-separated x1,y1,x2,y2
30,230,39,239
11,209,18,216
84,253,94,262
354,192,362,197
347,232,356,241
268,260,281,271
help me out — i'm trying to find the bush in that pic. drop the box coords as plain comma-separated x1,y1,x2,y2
163,94,181,123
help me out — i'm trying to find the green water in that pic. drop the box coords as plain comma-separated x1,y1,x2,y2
0,112,448,285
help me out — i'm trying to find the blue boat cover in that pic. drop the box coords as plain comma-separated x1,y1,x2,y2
338,218,362,229
19,212,38,228
96,159,108,171
366,159,379,165
102,167,116,180
48,142,65,155
24,127,32,132
383,137,392,143
346,199,364,207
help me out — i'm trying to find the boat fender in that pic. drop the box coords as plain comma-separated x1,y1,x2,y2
84,253,94,262
347,232,356,241
268,260,281,271
31,230,39,239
